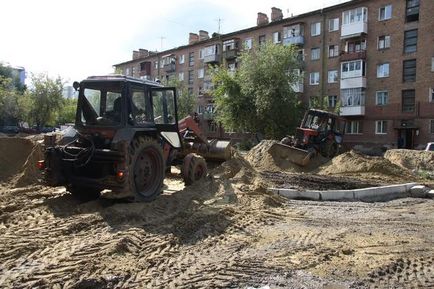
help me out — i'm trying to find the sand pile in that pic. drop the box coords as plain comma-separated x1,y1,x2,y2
384,149,434,172
318,150,406,176
0,137,43,186
245,140,328,173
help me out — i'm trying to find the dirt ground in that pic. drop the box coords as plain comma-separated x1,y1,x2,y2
0,137,433,288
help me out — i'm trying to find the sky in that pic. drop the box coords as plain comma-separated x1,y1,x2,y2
1,0,350,84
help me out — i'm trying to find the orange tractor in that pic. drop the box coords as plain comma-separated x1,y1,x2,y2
269,109,346,166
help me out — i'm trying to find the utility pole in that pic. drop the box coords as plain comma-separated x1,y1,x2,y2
159,36,166,51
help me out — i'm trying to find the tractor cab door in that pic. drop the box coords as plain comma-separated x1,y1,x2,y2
151,87,182,149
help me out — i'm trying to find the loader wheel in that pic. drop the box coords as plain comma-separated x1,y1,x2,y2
67,185,101,202
129,137,165,202
321,140,338,158
182,153,207,186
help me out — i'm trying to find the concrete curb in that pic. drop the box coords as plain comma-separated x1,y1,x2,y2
268,183,431,202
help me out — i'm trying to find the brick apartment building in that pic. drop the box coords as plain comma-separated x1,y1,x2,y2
113,0,434,149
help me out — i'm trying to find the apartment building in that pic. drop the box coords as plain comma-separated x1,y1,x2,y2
113,0,434,149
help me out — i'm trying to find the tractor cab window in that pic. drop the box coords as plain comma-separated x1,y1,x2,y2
152,89,176,125
79,82,123,126
131,89,150,125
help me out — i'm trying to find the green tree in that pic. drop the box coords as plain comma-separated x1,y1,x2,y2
210,41,303,139
0,76,21,126
163,77,196,119
0,63,26,92
27,73,64,129
56,98,77,124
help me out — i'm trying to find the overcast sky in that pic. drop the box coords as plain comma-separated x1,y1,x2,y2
1,0,349,84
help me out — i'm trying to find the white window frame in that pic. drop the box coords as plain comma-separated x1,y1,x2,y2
273,31,281,44
311,47,320,60
431,119,434,134
328,95,338,108
328,45,339,58
375,120,388,134
329,18,339,32
179,54,185,64
379,5,392,21
244,38,253,50
378,35,391,50
377,63,390,78
431,57,434,72
429,87,434,103
309,72,320,85
343,7,368,25
346,121,361,134
341,60,365,79
311,22,321,36
328,70,338,83
178,72,184,81
198,68,204,79
376,90,388,105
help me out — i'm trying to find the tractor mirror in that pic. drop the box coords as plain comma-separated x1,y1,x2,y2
72,81,80,91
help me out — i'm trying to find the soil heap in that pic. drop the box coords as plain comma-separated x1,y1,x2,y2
384,149,434,172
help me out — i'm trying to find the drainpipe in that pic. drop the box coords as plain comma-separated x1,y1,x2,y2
320,11,327,108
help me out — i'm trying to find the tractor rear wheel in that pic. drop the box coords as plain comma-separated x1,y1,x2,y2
320,140,339,158
128,137,165,202
182,153,207,186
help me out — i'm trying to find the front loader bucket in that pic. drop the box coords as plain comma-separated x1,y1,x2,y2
268,143,314,167
204,139,232,161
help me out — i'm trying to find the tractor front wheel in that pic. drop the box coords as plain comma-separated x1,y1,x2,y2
182,153,207,186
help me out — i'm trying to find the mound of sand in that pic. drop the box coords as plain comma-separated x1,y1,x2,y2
384,149,434,171
245,140,329,173
0,137,43,186
318,150,406,176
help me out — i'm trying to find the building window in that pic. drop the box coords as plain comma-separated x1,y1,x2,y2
328,45,339,58
328,95,338,108
406,0,419,22
178,72,184,81
346,39,366,53
309,72,320,85
403,59,416,82
402,90,415,112
375,120,388,134
430,88,434,103
273,31,281,44
208,121,218,133
431,120,434,134
341,60,365,79
311,47,320,60
378,35,391,50
199,48,205,60
329,18,339,32
179,55,185,64
154,61,158,69
311,22,321,36
376,91,388,106
432,57,434,72
188,70,194,85
377,63,390,78
259,35,266,46
341,88,365,107
198,68,204,79
297,49,305,61
328,70,338,83
189,52,194,67
343,7,368,25
346,121,361,134
379,5,392,21
283,24,304,39
404,29,418,53
244,38,253,49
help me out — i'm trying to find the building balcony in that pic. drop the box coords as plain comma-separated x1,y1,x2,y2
341,22,368,39
340,76,366,89
340,50,366,62
223,49,238,60
204,54,221,64
283,35,305,46
164,63,176,73
340,105,365,116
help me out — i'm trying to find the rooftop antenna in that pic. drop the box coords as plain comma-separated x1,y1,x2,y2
159,36,166,51
215,18,223,34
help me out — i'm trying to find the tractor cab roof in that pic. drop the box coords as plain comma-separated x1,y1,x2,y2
82,75,164,88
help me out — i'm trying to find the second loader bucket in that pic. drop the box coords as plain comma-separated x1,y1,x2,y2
268,143,315,167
